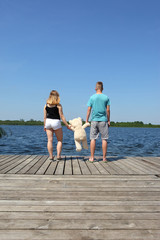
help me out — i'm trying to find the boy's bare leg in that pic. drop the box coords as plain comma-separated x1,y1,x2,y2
102,139,107,161
90,139,96,161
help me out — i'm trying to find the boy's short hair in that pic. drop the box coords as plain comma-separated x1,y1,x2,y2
96,82,103,91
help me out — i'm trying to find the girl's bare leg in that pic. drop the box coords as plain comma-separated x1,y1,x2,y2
55,128,63,158
46,129,54,159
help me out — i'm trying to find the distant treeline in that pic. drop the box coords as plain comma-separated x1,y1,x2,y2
110,121,160,128
0,120,160,128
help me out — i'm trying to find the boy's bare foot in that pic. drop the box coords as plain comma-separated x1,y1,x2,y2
89,158,94,162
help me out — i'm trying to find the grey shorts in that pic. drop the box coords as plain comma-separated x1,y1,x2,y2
90,121,109,140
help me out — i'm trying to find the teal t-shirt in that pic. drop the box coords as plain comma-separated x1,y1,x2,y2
87,93,110,121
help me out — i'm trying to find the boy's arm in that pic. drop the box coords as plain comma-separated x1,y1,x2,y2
106,105,110,126
86,106,91,123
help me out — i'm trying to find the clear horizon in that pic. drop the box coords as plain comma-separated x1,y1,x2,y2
0,0,159,124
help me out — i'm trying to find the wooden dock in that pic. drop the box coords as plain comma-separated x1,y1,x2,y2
0,154,160,239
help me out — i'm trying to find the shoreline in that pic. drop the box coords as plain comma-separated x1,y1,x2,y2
0,121,160,128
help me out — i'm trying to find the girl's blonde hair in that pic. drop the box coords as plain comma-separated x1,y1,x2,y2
47,90,60,105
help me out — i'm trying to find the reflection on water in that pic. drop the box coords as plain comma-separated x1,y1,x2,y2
0,125,160,157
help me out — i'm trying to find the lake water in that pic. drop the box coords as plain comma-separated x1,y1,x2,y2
0,125,160,157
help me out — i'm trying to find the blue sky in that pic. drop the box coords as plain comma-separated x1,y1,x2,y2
0,0,159,124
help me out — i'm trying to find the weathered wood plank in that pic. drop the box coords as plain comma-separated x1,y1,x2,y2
0,179,160,188
0,200,160,206
0,155,17,163
100,161,119,174
64,157,72,175
0,229,160,240
111,159,137,174
85,160,101,175
7,155,38,174
127,157,158,174
0,205,160,212
93,161,110,174
0,155,31,174
72,157,82,175
78,158,91,175
26,156,48,174
35,157,51,175
0,174,157,179
45,161,57,175
0,219,160,230
0,155,22,171
121,158,148,174
0,191,159,200
129,157,160,174
16,155,41,174
0,211,160,220
1,186,160,192
54,159,65,175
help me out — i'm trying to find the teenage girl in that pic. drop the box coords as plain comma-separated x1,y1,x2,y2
44,90,71,160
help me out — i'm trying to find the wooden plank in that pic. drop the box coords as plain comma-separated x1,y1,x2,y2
0,155,17,163
127,157,157,174
107,161,128,174
1,186,160,192
85,160,101,175
64,157,72,175
0,229,160,240
36,157,52,175
111,159,137,174
7,155,38,174
26,156,48,174
17,155,42,174
0,205,160,213
0,219,159,230
0,179,160,188
1,191,160,201
0,174,157,180
100,161,119,174
0,155,31,174
54,159,65,175
121,158,147,174
93,161,110,175
0,155,22,170
129,157,160,174
0,211,160,220
135,157,160,172
45,161,58,175
141,157,160,166
72,157,82,175
116,159,143,174
78,158,91,175
1,200,160,206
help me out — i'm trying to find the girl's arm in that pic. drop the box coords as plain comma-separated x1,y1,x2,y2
58,104,71,130
44,105,47,131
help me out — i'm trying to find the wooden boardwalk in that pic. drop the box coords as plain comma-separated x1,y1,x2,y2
0,155,160,239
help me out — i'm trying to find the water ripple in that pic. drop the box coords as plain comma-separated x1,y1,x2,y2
0,125,160,157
